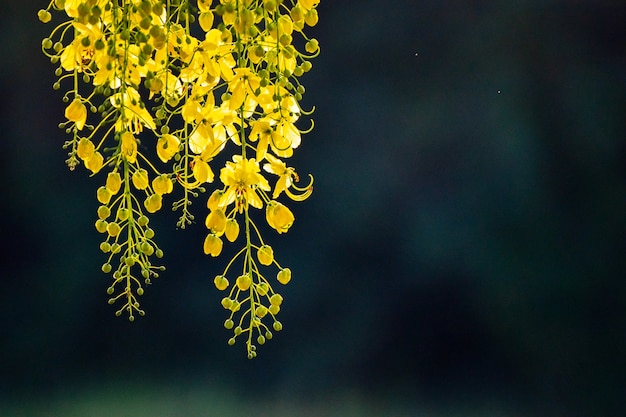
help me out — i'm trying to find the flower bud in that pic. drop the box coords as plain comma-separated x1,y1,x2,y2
106,172,122,194
277,268,291,285
65,99,87,130
224,219,239,242
214,275,229,291
270,293,283,306
205,209,226,235
152,174,173,195
38,9,52,23
257,245,274,266
85,152,104,174
77,138,95,161
132,168,149,190
266,200,294,234
97,186,112,204
236,274,252,291
203,233,223,257
120,131,137,163
144,193,162,213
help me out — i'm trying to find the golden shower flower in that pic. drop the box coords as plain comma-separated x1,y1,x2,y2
152,174,173,195
156,134,180,163
120,131,137,163
266,200,295,234
144,193,162,213
219,156,270,212
203,233,223,257
65,99,87,131
41,0,320,357
205,208,227,235
85,152,104,174
77,138,95,161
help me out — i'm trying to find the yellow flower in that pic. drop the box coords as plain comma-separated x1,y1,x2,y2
120,131,137,163
249,118,274,161
263,154,296,198
263,154,313,200
257,245,274,266
219,156,270,212
106,172,122,194
224,219,239,242
132,168,149,190
203,233,223,257
156,134,180,162
299,0,320,12
228,68,261,110
110,87,156,133
144,193,162,213
65,99,87,130
205,208,227,235
152,174,173,195
77,138,95,161
266,200,295,234
277,268,292,285
85,151,104,174
193,159,214,183
271,119,301,158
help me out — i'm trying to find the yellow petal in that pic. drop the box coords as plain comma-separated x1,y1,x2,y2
106,172,122,194
65,99,87,130
193,159,214,183
120,132,137,163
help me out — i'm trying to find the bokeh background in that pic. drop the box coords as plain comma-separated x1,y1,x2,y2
1,1,625,416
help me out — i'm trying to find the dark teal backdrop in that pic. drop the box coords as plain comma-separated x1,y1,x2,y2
1,1,625,416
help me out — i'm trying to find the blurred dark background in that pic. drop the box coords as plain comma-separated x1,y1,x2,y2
1,1,625,416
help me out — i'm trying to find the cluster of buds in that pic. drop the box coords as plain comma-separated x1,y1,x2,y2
39,0,320,357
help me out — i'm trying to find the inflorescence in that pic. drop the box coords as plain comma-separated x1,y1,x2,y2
39,0,320,358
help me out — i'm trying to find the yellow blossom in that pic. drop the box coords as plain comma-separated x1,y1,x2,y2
156,134,180,163
144,193,162,213
299,0,320,12
85,151,104,174
77,138,95,161
106,172,122,194
120,131,137,163
65,99,87,130
205,208,227,235
152,174,173,195
224,219,240,242
266,200,295,234
219,156,270,212
193,159,214,183
203,233,223,257
132,169,149,190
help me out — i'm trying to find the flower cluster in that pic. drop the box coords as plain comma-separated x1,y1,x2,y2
39,0,320,357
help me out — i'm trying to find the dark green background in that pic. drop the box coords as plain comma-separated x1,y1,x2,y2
1,1,625,416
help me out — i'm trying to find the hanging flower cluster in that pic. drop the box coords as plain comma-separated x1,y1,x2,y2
38,0,320,358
